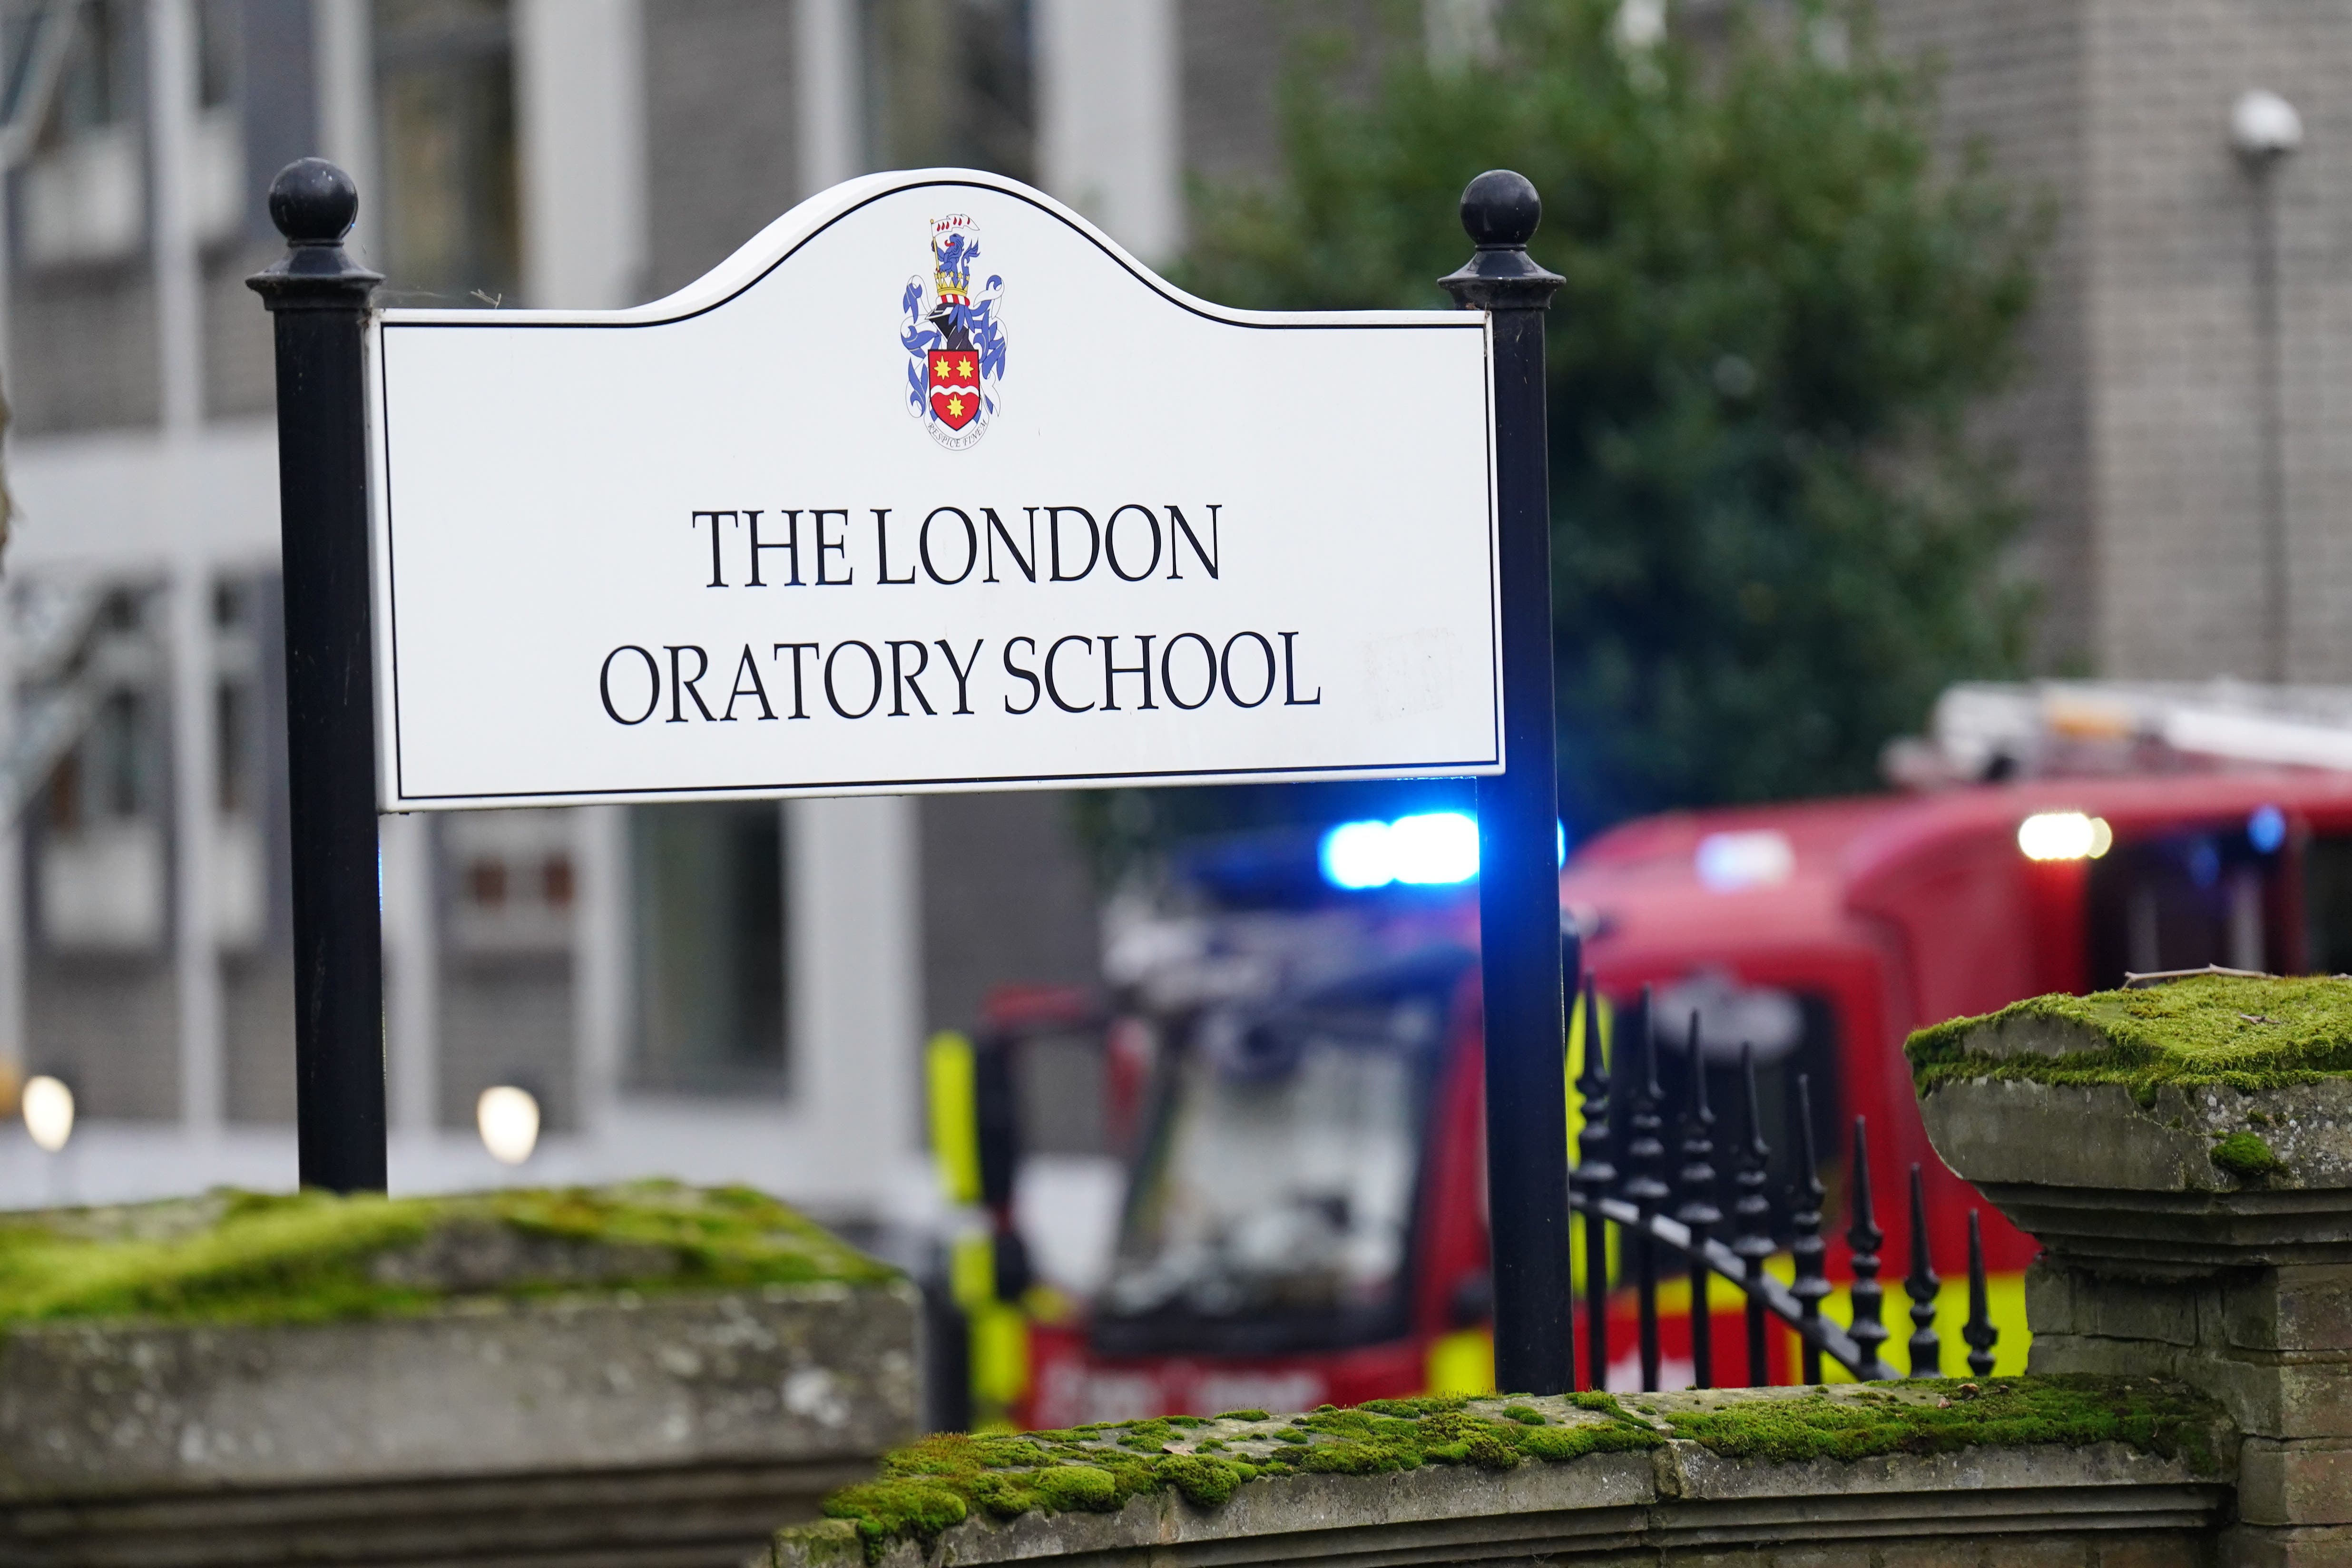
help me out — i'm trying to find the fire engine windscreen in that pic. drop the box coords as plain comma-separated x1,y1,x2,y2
1098,977,1446,1352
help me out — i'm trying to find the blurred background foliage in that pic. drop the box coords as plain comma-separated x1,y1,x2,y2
1076,0,2044,880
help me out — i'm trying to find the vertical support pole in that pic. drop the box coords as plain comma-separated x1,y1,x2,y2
1963,1210,1999,1379
1789,1075,1829,1385
1623,989,1668,1392
1905,1163,1942,1378
1573,973,1615,1393
1676,1016,1718,1390
1846,1117,1890,1378
1440,170,1567,1396
247,160,386,1193
2249,157,2290,683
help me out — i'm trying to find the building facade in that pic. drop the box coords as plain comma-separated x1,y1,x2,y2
0,0,1362,1221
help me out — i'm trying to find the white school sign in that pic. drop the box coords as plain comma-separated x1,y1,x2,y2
368,170,1500,809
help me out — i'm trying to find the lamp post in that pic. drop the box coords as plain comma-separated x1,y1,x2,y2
2232,88,2301,686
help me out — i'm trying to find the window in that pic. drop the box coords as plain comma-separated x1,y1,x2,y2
862,0,1034,179
374,0,518,304
631,802,789,1093
36,588,167,953
2086,825,2287,987
189,0,243,245
1097,957,1460,1357
2303,833,2352,975
444,808,576,956
211,577,269,951
17,0,142,266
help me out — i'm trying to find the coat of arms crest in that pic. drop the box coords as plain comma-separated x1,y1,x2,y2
900,214,1007,451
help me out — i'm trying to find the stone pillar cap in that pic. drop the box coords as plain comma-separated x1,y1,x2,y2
1911,974,2352,1271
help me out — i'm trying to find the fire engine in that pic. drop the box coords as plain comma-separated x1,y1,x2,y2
928,682,2352,1426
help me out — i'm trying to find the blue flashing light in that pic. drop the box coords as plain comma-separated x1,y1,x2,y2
2250,803,2288,854
1391,812,1480,885
1318,811,1481,891
1320,820,1396,890
1558,820,1569,868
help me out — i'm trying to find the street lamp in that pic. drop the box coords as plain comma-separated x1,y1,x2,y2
2232,89,2303,164
476,1085,540,1166
2232,89,2300,685
21,1074,72,1153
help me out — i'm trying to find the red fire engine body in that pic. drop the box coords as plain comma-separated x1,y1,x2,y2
1017,768,2352,1425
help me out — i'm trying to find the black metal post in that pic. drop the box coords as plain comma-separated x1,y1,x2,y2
248,160,386,1193
1623,990,1667,1392
1574,973,1615,1392
1440,169,1568,1396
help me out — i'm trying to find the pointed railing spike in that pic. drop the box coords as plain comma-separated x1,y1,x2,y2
1622,986,1669,1391
1845,1117,1890,1377
1905,1164,1941,1378
1732,1043,1776,1386
1573,971,1614,1392
1964,1209,1998,1379
1676,1013,1720,1389
1788,1074,1829,1385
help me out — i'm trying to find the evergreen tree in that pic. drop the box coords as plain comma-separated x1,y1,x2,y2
1167,0,2040,839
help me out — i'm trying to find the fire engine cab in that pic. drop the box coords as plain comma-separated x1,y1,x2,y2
940,682,2352,1426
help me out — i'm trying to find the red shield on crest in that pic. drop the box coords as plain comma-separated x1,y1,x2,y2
928,349,983,430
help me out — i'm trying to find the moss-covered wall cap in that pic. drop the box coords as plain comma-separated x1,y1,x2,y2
0,1180,897,1330
1906,974,2352,1093
794,1377,2227,1563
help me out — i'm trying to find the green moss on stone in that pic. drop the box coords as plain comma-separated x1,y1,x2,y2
2210,1131,2287,1182
1662,1375,2225,1473
803,1377,2233,1562
811,1396,1671,1560
0,1180,894,1330
1907,974,2352,1094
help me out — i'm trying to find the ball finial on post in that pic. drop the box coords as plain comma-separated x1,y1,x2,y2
267,158,360,246
1460,169,1543,250
1438,168,1562,311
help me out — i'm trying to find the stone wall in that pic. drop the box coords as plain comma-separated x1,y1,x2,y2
1914,977,2352,1564
759,1386,2232,1568
0,1186,921,1568
750,979,2352,1568
0,1282,918,1568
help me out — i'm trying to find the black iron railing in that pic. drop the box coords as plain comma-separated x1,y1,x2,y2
1562,971,2001,1390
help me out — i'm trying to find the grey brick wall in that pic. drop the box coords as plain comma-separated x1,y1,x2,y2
919,791,1100,1041
10,265,162,435
203,239,280,420
1180,0,1287,186
2079,0,2352,683
224,954,296,1123
642,0,802,300
1882,0,2352,684
440,955,577,1132
1874,0,2094,672
28,960,179,1120
1178,0,1415,196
